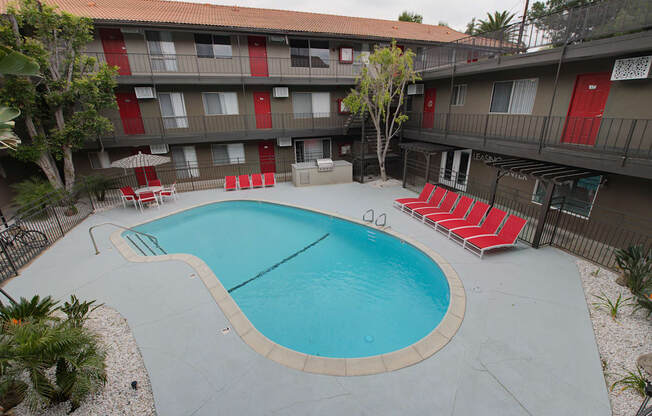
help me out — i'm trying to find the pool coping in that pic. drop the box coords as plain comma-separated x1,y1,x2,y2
109,198,466,376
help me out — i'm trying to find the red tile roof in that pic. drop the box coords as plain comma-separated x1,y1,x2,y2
0,0,467,43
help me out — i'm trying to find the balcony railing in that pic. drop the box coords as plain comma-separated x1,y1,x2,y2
86,52,363,79
415,0,652,72
404,112,652,160
101,112,348,142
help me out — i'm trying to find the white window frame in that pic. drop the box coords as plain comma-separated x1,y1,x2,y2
88,151,111,169
531,177,601,220
201,92,239,116
158,92,188,129
171,145,199,178
145,30,178,72
294,138,332,163
451,84,467,106
292,92,331,119
489,78,538,115
439,149,471,191
211,143,245,165
194,34,233,59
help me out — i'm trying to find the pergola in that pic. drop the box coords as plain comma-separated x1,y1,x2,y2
399,142,457,188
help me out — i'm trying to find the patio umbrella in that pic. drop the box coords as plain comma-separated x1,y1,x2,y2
110,151,171,186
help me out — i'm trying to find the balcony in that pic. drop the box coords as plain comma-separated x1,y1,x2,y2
98,113,349,146
86,52,363,84
402,112,652,179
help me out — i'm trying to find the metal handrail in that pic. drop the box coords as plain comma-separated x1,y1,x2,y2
363,209,374,223
88,222,160,255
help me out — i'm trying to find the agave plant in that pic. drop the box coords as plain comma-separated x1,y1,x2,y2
614,245,652,295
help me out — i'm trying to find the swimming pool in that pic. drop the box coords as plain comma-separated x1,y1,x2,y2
123,201,455,360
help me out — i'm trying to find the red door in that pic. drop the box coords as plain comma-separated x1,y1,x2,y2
248,36,268,77
253,92,272,129
422,87,436,128
99,28,131,76
562,72,612,145
131,147,158,186
115,92,145,135
258,140,276,173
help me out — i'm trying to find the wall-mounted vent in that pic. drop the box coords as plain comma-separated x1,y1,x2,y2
277,137,291,147
134,86,155,99
273,87,289,98
611,56,652,81
407,84,424,95
149,144,169,154
269,35,288,45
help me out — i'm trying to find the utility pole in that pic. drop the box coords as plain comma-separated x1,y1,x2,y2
516,0,530,52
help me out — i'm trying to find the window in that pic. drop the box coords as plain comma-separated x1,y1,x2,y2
292,92,330,119
88,151,110,169
451,84,467,106
194,34,232,58
211,143,245,165
158,92,188,129
490,79,538,114
532,175,601,218
290,39,330,68
171,145,199,178
295,138,331,162
146,31,177,71
202,92,239,115
439,150,471,191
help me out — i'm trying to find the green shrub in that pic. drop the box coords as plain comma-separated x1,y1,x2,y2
61,295,102,328
10,177,55,216
0,295,59,323
79,174,113,202
614,245,652,295
633,292,652,318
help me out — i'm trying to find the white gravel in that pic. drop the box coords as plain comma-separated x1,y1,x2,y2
577,259,652,416
14,305,156,416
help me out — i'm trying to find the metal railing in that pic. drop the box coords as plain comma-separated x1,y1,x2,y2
86,52,363,80
415,0,652,72
404,112,652,161
102,112,348,143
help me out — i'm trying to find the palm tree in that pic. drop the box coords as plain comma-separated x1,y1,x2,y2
477,10,516,38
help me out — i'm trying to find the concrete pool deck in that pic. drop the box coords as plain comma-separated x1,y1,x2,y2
3,182,611,415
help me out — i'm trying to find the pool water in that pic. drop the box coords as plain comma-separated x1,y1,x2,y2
126,201,450,358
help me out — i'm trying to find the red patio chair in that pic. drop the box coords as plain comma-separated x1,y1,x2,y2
149,179,162,187
412,191,459,220
238,175,251,190
394,183,435,210
137,191,159,212
264,172,276,187
224,176,237,191
403,186,447,213
436,201,490,236
450,207,507,245
463,215,528,258
119,186,139,209
160,182,177,202
251,173,264,188
423,196,473,226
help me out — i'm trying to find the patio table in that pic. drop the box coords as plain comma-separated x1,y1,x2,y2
136,186,163,203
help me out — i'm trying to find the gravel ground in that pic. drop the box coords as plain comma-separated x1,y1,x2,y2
14,305,157,416
577,259,652,416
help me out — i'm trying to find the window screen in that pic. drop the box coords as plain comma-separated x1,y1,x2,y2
490,81,513,113
293,93,312,119
202,92,238,115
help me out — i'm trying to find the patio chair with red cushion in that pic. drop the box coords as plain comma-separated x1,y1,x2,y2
119,186,139,209
449,207,507,245
423,196,473,226
435,201,490,236
238,175,251,190
411,191,459,220
463,215,528,258
224,176,237,191
394,183,435,210
251,173,264,188
159,182,178,202
137,191,159,212
402,186,447,214
149,179,162,187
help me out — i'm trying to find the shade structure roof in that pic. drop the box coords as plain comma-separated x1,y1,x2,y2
484,157,600,185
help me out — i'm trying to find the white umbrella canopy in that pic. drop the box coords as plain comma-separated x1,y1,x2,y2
110,151,171,186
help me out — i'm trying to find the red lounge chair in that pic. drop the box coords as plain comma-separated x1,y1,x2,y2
137,191,159,211
450,208,507,245
224,176,237,191
264,172,276,187
393,183,435,210
251,173,264,188
463,215,528,258
149,179,162,187
412,191,459,220
423,196,473,226
119,186,139,209
403,186,446,213
436,201,490,236
238,175,251,190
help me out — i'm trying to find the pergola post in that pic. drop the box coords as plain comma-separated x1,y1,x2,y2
424,153,431,184
488,169,505,207
402,149,409,188
532,181,556,249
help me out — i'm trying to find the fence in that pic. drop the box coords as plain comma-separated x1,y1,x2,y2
401,152,652,269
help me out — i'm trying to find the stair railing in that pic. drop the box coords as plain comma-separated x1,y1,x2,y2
88,222,163,255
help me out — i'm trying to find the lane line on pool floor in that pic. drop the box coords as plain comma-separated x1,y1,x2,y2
227,232,330,293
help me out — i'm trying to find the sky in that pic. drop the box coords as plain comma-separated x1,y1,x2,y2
175,0,528,34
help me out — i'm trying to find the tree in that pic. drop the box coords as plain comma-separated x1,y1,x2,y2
398,11,423,23
477,10,516,38
343,41,420,181
0,0,117,191
465,17,477,35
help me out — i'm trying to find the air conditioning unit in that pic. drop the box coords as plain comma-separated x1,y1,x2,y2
134,86,155,99
611,56,652,81
273,87,289,98
149,144,169,154
407,84,424,95
277,137,291,147
269,35,288,45
121,27,144,34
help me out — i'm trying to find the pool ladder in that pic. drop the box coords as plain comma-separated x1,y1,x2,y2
88,222,166,256
363,209,387,227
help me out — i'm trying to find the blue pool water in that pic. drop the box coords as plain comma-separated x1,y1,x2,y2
126,201,450,358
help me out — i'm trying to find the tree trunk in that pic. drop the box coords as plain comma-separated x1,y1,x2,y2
376,130,386,181
62,146,75,192
36,152,64,189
